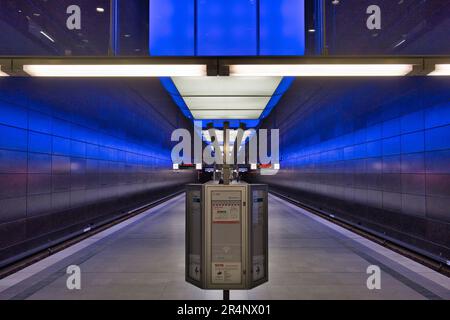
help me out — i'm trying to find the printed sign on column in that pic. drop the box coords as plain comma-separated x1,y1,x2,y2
211,191,241,224
212,262,242,284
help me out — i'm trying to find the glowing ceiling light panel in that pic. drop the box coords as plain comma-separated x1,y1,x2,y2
191,110,263,119
23,64,207,77
229,64,414,77
171,76,280,120
172,76,282,96
184,97,271,111
428,64,450,76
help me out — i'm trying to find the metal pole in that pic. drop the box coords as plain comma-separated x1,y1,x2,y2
109,0,118,56
223,121,230,185
322,0,328,55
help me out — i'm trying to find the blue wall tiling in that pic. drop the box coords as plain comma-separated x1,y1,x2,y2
252,77,450,261
0,78,194,267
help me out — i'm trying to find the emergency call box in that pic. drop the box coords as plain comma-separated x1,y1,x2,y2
186,182,268,290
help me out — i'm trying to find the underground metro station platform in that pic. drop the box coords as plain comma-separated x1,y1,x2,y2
0,0,449,312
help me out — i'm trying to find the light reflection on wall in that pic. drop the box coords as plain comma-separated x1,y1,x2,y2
254,77,450,261
0,77,194,267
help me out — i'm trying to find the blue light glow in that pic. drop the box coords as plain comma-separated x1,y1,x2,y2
149,0,195,56
149,0,305,57
260,77,295,119
197,0,257,56
159,77,193,119
259,0,305,55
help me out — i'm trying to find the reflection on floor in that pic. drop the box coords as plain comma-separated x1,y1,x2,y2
0,194,449,300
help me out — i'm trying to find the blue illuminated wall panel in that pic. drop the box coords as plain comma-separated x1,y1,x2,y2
149,0,305,56
0,78,194,267
251,77,450,261
197,0,257,56
260,0,305,55
149,0,195,55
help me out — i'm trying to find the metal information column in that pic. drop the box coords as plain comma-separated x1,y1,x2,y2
185,183,268,295
206,184,247,290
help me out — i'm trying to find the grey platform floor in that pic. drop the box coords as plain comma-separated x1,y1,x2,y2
0,194,449,300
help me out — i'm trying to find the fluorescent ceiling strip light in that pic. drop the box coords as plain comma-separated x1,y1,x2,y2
23,64,207,77
191,110,263,120
40,30,55,43
184,97,271,110
229,64,414,77
172,76,282,96
428,64,450,76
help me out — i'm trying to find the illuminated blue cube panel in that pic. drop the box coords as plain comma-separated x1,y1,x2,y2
149,0,305,56
260,0,305,55
197,0,257,56
149,0,195,56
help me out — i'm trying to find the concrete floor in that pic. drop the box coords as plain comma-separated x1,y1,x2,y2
0,194,448,300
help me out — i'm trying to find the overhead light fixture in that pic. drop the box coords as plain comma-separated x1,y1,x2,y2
191,110,263,120
40,30,55,43
171,76,280,121
393,39,406,48
172,76,282,96
428,64,450,76
229,64,414,77
22,64,207,77
184,97,271,110
96,7,105,13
